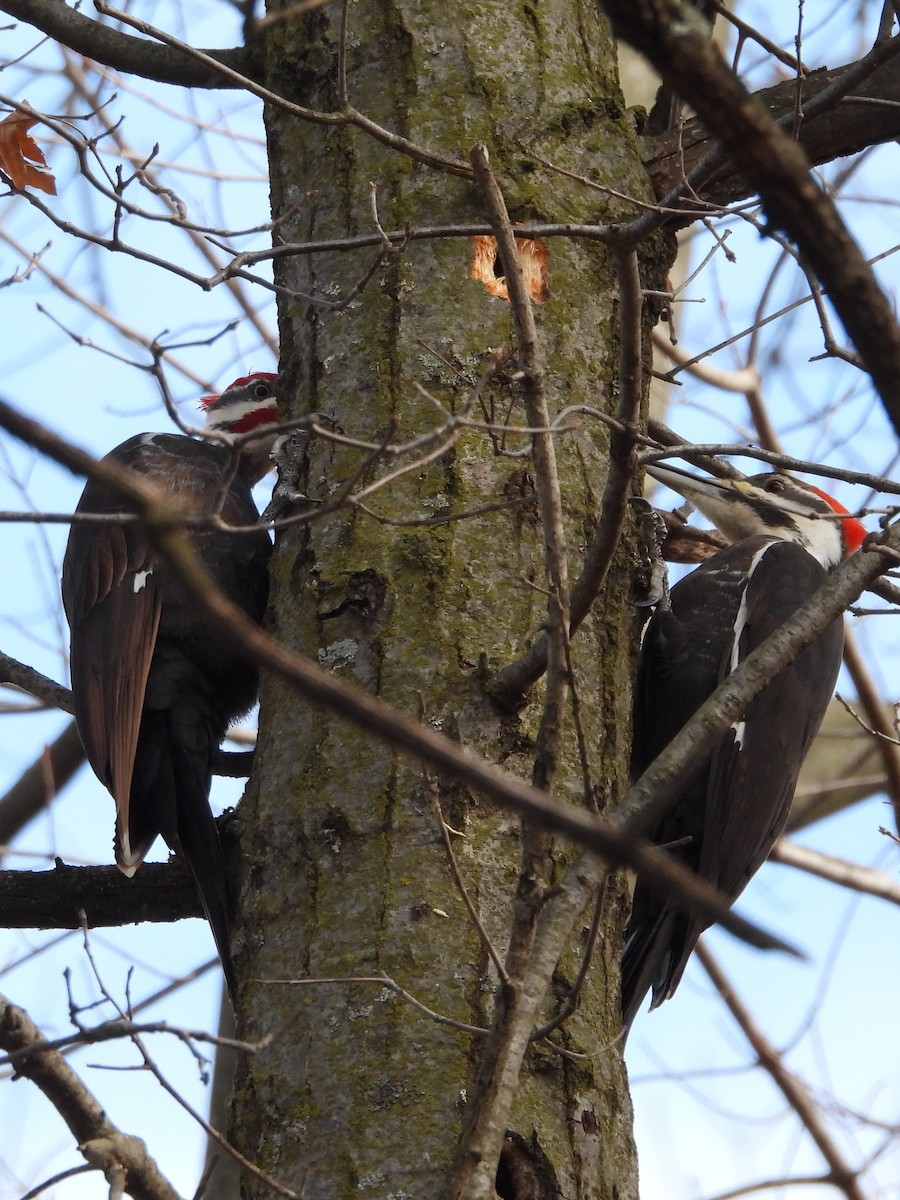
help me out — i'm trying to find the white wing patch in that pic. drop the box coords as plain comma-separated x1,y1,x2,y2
117,829,141,876
133,569,152,593
728,542,776,672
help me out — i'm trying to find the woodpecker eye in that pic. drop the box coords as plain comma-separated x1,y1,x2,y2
253,382,272,400
764,476,786,494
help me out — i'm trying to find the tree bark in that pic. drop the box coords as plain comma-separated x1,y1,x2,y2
230,1,668,1196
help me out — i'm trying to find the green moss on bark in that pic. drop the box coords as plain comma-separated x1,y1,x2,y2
231,1,674,1196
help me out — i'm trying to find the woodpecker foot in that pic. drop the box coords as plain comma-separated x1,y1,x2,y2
262,427,323,523
630,496,671,610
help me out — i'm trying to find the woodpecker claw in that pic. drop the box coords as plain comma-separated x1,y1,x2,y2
630,496,671,611
263,426,325,523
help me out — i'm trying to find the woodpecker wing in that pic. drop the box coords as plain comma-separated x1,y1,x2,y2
623,547,737,1026
61,432,262,870
62,436,167,868
702,539,843,899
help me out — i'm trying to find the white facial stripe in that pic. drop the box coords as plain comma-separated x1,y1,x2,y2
133,570,152,593
796,515,845,569
204,397,261,429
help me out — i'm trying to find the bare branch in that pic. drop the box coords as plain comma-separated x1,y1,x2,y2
771,838,900,904
603,0,900,438
470,144,569,788
0,992,183,1200
0,1015,268,1071
456,145,572,1198
0,720,84,853
425,774,508,986
644,43,900,210
0,652,71,713
75,936,302,1200
696,945,868,1200
0,0,256,88
489,245,645,701
94,2,474,178
262,974,488,1039
640,434,900,496
0,860,201,928
841,630,900,822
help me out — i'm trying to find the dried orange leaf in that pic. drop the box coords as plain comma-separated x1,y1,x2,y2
471,234,549,303
0,111,57,196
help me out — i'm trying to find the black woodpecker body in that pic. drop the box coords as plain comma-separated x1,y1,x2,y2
61,372,280,998
622,465,866,1031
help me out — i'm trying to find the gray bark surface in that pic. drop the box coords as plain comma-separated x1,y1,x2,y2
231,3,671,1195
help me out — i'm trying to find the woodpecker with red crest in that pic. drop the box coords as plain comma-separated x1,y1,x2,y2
622,464,866,1031
62,372,280,998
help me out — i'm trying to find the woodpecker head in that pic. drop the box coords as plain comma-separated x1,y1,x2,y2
201,372,279,433
200,372,279,481
647,463,867,569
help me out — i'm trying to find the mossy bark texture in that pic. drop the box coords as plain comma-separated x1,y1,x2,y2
231,2,670,1196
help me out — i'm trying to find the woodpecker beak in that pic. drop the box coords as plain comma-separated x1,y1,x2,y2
647,462,831,514
646,462,735,504
645,463,771,544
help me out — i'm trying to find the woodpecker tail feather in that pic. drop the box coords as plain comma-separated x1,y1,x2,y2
172,754,237,1002
119,709,237,1000
115,710,176,874
620,896,693,1034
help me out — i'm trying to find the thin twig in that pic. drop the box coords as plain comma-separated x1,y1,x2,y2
0,395,869,958
94,2,474,178
75,923,302,1199
841,630,900,822
424,772,509,985
0,992,183,1200
452,143,571,1200
771,839,900,905
696,945,868,1200
639,438,900,496
489,245,645,702
262,974,488,1038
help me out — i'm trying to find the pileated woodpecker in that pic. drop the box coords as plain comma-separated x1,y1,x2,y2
61,373,279,997
622,464,866,1030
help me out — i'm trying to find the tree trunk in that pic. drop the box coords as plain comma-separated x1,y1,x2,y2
231,2,670,1195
